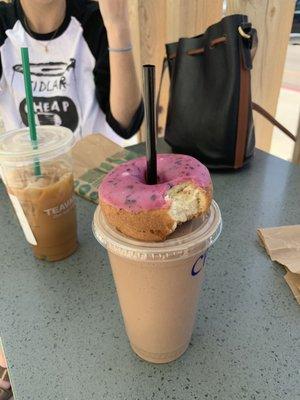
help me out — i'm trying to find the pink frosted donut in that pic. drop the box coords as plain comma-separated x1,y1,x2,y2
99,154,212,241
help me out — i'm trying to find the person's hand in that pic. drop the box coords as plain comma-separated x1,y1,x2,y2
98,0,131,48
0,348,7,369
0,377,10,391
0,348,11,391
98,0,129,30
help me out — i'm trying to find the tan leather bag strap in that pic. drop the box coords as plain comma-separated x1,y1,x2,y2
252,102,296,142
234,52,251,168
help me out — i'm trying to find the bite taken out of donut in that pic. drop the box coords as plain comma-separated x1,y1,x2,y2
98,154,213,242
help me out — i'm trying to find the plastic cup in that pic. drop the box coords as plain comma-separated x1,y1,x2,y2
0,126,78,261
93,200,222,363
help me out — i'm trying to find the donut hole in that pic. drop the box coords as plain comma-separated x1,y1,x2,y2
142,167,174,186
157,173,171,185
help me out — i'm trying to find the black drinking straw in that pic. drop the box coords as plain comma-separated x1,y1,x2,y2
143,64,157,185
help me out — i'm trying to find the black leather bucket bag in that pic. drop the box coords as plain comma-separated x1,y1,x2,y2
159,14,296,169
163,14,257,169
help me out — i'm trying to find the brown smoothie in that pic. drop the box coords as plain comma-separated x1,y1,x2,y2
93,203,222,363
108,251,206,363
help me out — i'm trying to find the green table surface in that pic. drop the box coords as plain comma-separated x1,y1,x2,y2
0,140,299,400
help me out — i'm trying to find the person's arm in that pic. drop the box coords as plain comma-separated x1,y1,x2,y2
98,0,142,130
0,347,11,391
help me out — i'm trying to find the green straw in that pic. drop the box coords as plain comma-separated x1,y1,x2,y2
21,47,41,176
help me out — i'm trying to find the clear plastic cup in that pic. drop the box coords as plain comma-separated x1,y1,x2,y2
0,126,78,261
93,200,222,363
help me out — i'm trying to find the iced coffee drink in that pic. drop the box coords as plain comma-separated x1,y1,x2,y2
6,162,77,261
0,126,78,261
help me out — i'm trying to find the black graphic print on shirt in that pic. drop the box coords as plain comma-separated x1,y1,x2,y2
13,59,76,77
13,59,79,132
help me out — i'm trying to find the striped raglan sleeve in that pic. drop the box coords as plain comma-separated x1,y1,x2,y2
0,1,19,84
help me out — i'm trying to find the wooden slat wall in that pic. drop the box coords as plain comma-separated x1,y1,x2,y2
166,0,223,41
128,0,167,141
129,0,166,83
226,0,295,152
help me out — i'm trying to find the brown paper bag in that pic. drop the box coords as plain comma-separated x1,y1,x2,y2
257,226,300,274
71,134,139,204
258,226,300,304
72,134,122,178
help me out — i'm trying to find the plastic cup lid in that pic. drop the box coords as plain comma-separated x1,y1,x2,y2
0,125,74,166
93,200,222,261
